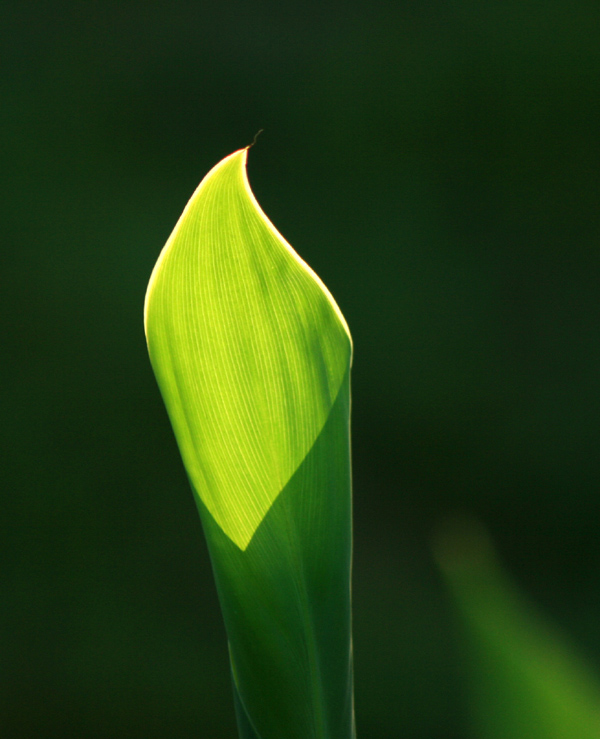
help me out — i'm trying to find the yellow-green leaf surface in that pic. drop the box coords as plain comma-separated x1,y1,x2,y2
145,148,352,550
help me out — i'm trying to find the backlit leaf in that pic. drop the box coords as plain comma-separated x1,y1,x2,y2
145,147,355,739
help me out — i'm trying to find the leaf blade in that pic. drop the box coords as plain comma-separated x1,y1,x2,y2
145,149,351,550
145,148,355,738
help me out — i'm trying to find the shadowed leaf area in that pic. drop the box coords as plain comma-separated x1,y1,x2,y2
201,371,353,739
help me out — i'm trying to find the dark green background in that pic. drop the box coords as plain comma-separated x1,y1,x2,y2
4,1,600,736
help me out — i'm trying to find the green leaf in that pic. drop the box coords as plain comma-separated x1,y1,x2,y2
435,519,600,739
145,149,351,551
145,148,355,739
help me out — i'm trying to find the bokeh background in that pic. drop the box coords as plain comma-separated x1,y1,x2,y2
4,1,600,736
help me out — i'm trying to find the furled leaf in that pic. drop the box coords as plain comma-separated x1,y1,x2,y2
435,519,600,739
145,148,355,739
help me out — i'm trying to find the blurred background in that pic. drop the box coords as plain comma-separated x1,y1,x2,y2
3,0,600,736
